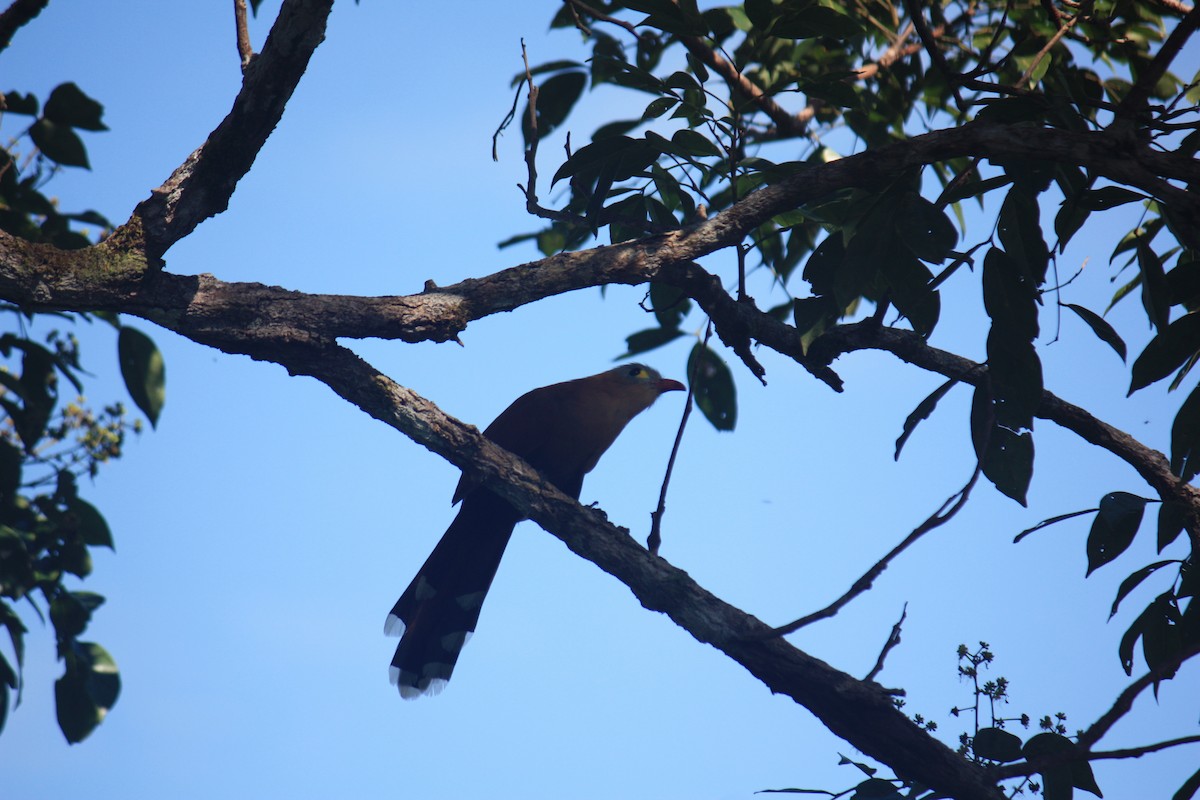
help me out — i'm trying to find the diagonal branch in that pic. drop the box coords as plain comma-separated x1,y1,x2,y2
120,0,334,262
0,0,47,53
764,464,981,638
262,339,1009,800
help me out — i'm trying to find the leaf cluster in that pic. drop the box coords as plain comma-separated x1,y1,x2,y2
1,83,112,249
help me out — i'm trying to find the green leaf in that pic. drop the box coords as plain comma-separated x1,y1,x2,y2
671,129,721,158
1086,492,1149,576
69,498,114,549
1023,732,1102,799
1014,508,1097,543
29,118,90,169
771,5,862,38
55,641,120,744
1158,502,1187,552
118,327,166,428
619,327,685,358
1110,560,1176,619
1170,381,1200,481
1138,241,1170,333
650,282,691,329
1077,186,1146,210
643,96,678,120
895,193,958,264
1061,303,1127,362
687,342,736,431
850,778,902,799
895,378,956,460
973,727,1023,762
997,187,1049,284
2,90,39,116
43,83,108,131
970,383,1033,505
524,71,587,145
985,327,1043,431
983,248,1039,341
1129,312,1200,394
882,255,940,337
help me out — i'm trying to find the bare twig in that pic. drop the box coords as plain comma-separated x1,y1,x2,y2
0,0,48,53
864,604,908,682
1074,643,1200,751
648,321,709,554
903,0,967,110
763,465,980,638
234,0,255,72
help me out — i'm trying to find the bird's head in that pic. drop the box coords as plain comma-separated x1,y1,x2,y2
608,363,686,396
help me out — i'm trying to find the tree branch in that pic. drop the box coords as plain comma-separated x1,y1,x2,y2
261,340,1010,800
0,0,47,53
120,0,333,262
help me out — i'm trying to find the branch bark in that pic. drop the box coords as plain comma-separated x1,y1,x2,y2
120,0,333,262
0,0,47,53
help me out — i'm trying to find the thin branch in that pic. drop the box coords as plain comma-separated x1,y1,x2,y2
763,465,980,638
1074,642,1200,751
1113,5,1200,124
648,321,709,555
0,0,47,53
268,340,1010,800
234,0,255,72
864,604,908,683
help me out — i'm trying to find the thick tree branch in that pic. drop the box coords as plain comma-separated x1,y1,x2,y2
119,0,333,262
261,340,1009,800
809,323,1200,539
0,0,47,52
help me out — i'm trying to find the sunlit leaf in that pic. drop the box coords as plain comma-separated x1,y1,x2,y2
117,327,165,428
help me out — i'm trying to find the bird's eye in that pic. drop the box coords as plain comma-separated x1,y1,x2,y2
627,365,646,378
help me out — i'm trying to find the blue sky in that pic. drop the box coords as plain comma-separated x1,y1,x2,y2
2,3,1197,799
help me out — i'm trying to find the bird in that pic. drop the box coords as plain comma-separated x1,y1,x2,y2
385,363,685,698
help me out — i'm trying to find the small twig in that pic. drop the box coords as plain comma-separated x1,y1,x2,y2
994,733,1200,780
760,464,981,639
648,321,709,554
1016,14,1079,89
234,0,255,72
864,603,908,682
565,0,640,37
903,0,967,111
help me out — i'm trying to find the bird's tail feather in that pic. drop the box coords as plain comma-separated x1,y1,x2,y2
386,490,520,698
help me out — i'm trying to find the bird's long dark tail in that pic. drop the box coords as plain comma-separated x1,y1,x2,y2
385,489,521,698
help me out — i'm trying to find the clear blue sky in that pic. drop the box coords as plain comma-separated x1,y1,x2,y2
2,3,1197,799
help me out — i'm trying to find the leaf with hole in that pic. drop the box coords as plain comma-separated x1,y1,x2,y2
687,342,736,431
1110,560,1177,619
1086,492,1149,576
895,193,957,264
